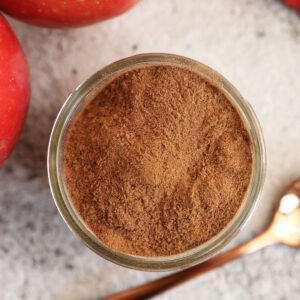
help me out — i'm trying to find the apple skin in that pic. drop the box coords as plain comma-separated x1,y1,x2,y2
283,0,300,10
0,0,140,28
0,13,30,167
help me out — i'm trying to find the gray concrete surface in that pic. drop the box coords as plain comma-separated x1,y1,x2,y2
1,0,300,299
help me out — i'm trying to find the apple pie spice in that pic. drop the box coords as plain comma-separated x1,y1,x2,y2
63,65,253,257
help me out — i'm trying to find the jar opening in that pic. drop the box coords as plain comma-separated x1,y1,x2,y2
48,53,266,271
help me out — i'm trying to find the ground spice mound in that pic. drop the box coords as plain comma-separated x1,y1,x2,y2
63,65,253,257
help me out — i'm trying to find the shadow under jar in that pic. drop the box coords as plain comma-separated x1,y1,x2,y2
47,53,266,271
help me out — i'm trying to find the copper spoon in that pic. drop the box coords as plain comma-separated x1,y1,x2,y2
102,177,300,300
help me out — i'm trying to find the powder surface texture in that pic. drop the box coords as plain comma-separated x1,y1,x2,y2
63,65,253,256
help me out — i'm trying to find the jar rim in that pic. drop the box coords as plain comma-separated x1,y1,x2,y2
47,53,266,271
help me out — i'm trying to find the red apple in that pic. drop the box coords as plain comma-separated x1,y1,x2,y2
283,0,300,10
0,13,30,167
0,0,140,28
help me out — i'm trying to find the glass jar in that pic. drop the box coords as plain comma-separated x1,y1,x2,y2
47,53,266,271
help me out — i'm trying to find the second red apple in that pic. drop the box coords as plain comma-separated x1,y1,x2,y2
0,13,30,167
0,0,140,28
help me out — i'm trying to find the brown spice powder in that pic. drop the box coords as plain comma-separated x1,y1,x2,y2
63,65,253,257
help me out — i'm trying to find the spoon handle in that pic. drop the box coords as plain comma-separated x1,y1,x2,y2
101,230,276,300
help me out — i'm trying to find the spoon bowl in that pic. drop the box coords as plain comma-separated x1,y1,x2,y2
268,178,300,248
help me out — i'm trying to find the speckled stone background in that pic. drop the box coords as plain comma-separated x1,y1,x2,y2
1,0,300,299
